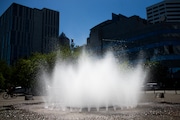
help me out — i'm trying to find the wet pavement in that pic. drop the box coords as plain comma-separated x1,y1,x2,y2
0,91,180,120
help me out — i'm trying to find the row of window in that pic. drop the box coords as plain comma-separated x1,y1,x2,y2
43,25,58,37
101,27,180,56
12,4,33,19
167,18,180,21
0,46,11,64
148,7,180,13
147,11,166,18
11,45,30,63
147,2,180,12
12,16,33,32
43,9,59,26
113,44,180,62
11,31,31,46
147,4,165,12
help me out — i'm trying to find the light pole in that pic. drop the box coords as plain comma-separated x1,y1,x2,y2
71,39,75,53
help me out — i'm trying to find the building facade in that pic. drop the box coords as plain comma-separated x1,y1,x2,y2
87,13,148,54
0,3,59,64
146,0,180,24
58,32,70,47
87,13,180,80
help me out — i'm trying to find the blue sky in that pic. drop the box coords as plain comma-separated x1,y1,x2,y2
0,0,162,46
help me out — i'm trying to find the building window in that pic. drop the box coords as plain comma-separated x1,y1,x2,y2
19,6,23,17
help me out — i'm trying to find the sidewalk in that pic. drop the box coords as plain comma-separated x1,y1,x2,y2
0,94,44,107
0,90,180,107
140,90,180,104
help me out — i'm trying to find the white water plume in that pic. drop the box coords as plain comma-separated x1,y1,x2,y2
42,51,146,111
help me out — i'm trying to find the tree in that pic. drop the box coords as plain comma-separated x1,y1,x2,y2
0,60,12,89
0,73,5,89
13,59,33,88
10,45,82,94
12,53,47,88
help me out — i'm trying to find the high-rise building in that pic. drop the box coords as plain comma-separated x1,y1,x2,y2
0,3,59,64
146,0,180,24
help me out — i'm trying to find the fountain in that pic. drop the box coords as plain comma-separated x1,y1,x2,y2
41,51,146,112
3,51,180,120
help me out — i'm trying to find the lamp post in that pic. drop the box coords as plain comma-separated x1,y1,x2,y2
71,39,75,53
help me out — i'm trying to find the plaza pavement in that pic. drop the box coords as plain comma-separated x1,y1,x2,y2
0,90,180,107
140,90,180,104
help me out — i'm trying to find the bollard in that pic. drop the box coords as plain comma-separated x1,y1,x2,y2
155,93,164,98
25,94,34,100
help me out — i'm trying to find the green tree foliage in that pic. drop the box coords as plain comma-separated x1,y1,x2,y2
1,45,82,91
13,59,34,88
12,52,51,88
73,46,83,59
0,60,12,89
0,73,5,89
59,45,72,59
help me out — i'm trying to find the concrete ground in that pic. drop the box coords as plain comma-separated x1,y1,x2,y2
0,90,180,120
140,90,180,104
0,90,180,107
0,95,44,107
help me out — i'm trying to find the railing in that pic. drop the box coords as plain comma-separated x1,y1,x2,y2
144,89,180,94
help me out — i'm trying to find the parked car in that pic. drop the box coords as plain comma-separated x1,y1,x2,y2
144,83,160,90
13,86,25,96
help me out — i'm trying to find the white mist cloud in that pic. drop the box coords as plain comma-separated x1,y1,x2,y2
42,51,146,110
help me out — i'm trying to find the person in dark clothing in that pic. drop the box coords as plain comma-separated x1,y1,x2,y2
7,86,14,97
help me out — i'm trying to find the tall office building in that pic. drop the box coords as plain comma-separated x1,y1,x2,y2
146,0,180,24
0,3,59,65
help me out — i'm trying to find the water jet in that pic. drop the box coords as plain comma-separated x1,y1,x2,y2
42,51,146,112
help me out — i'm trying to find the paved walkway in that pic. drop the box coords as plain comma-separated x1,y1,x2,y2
0,90,180,107
0,95,44,107
140,90,180,104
